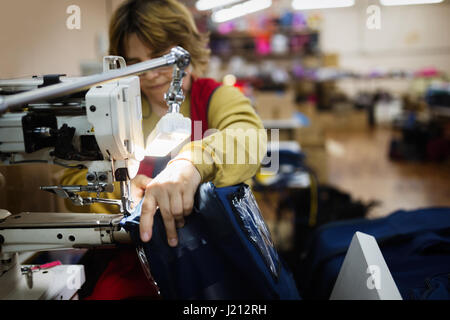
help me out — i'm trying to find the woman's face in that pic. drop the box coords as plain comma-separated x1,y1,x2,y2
124,33,174,106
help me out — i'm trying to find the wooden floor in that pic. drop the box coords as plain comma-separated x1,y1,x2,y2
258,110,449,249
325,125,450,218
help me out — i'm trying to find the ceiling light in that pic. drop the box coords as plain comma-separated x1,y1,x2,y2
212,0,272,23
292,0,355,10
195,0,243,11
380,0,443,6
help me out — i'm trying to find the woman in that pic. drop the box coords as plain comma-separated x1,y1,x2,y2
61,0,267,299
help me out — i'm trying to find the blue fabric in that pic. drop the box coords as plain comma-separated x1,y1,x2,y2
298,207,450,300
408,273,450,300
120,182,301,300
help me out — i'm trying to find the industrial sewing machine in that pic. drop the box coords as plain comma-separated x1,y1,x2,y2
0,46,191,299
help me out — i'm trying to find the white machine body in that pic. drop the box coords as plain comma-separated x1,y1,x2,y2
85,76,144,179
0,76,144,181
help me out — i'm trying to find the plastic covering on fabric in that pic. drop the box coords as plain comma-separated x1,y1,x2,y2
120,182,301,300
229,186,279,279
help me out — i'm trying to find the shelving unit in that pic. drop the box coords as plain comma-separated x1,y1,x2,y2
209,29,320,61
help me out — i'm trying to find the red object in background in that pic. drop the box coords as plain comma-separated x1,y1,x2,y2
427,138,450,162
290,34,309,53
415,67,439,78
85,249,160,300
308,94,317,104
31,261,62,271
255,35,271,56
234,80,246,92
233,79,255,99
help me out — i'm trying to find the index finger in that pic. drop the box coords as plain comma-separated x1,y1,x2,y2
139,192,157,242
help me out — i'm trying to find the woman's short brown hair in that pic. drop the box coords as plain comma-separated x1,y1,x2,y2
109,0,210,76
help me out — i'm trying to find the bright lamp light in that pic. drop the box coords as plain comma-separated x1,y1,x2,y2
212,0,272,23
292,0,355,10
380,0,443,6
195,0,243,11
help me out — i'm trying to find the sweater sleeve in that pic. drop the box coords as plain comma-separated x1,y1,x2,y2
177,85,267,188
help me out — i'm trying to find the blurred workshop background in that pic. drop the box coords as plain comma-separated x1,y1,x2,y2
0,0,449,276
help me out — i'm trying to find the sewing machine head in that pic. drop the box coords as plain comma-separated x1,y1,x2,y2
0,48,191,299
0,46,191,215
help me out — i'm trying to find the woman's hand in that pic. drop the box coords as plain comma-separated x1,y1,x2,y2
134,159,202,247
130,174,152,206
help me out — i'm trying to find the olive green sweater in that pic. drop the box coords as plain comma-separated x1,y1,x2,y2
61,84,267,213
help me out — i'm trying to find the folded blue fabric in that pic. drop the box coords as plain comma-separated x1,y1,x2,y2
298,207,450,300
120,182,301,300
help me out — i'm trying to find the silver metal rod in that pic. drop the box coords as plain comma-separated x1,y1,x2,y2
0,54,175,113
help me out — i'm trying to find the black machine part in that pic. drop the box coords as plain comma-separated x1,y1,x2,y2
21,112,103,161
